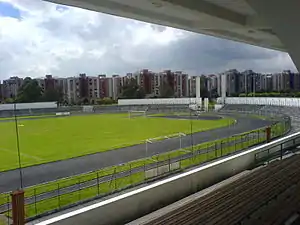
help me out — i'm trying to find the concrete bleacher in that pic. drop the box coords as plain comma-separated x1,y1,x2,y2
220,103,300,132
259,105,300,132
130,153,300,225
220,104,264,113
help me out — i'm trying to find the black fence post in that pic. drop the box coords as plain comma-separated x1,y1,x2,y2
129,163,133,185
34,188,37,216
78,178,81,201
207,144,209,161
234,136,237,152
220,141,223,156
241,135,243,148
57,183,61,209
97,172,100,196
114,168,117,191
7,196,10,225
214,143,217,158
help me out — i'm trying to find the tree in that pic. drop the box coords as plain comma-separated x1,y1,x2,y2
4,98,14,103
120,78,145,99
159,80,174,98
16,77,43,103
42,86,66,105
43,89,59,102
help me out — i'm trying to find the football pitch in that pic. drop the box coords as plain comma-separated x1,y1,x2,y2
0,113,233,171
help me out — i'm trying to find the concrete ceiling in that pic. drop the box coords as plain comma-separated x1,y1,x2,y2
43,0,285,51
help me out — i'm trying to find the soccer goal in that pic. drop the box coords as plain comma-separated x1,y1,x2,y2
128,110,147,119
82,105,95,113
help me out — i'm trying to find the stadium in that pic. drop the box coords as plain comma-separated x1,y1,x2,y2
0,96,295,224
2,0,300,224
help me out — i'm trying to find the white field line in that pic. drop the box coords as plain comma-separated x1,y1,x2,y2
0,147,42,161
147,132,186,143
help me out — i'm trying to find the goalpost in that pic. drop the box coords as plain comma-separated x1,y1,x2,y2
82,105,95,113
128,110,147,119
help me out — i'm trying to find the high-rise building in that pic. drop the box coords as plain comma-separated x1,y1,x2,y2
223,69,240,96
135,69,154,95
0,82,3,102
57,78,68,102
99,75,113,99
87,76,99,99
260,74,273,92
173,71,189,97
189,76,197,97
112,75,121,100
65,77,80,104
79,73,88,100
2,76,24,99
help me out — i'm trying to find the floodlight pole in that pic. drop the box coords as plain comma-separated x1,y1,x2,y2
146,140,148,157
180,134,182,150
179,133,186,150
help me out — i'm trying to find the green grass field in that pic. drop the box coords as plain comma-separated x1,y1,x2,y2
0,113,233,171
0,128,267,219
0,118,288,219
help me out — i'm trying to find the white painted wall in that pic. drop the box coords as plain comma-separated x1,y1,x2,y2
118,98,202,105
0,102,57,111
217,97,300,107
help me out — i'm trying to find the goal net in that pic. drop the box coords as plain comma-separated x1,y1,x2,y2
128,110,146,119
82,105,95,113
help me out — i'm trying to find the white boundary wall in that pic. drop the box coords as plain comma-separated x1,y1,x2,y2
217,97,300,107
118,98,200,105
36,132,300,225
0,102,57,111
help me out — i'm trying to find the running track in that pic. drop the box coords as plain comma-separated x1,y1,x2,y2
0,114,272,193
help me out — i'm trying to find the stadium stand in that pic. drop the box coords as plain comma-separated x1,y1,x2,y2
130,153,300,225
220,104,264,113
259,105,300,132
220,104,300,132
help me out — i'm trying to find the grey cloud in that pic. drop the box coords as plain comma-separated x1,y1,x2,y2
125,33,296,74
44,29,297,76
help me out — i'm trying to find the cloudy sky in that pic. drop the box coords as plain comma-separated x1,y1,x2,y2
0,0,297,80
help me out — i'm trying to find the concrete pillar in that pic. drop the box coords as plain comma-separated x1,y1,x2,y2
11,190,25,225
204,98,209,112
196,76,201,105
221,74,227,104
246,0,300,71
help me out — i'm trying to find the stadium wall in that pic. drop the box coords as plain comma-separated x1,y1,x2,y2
37,132,300,225
0,102,57,111
217,97,300,107
118,98,202,105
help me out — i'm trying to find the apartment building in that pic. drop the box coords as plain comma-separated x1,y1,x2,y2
87,76,99,99
0,83,3,102
2,76,23,99
134,69,154,95
65,77,80,104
